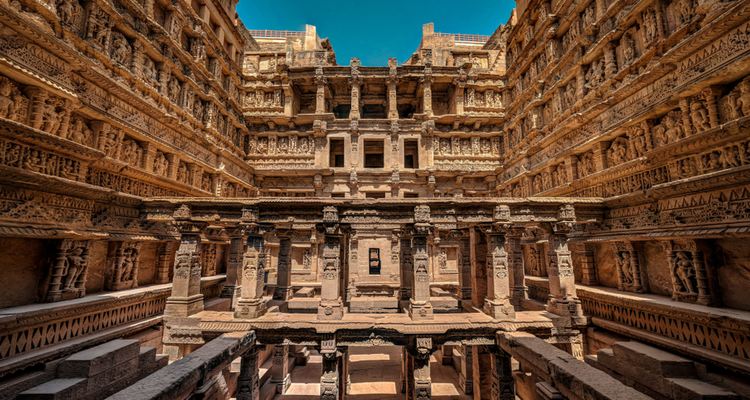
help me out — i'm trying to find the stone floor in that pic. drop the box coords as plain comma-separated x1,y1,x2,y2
276,347,471,400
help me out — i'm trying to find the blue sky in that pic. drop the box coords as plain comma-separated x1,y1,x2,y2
237,0,516,67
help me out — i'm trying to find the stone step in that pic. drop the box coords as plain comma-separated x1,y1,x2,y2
17,378,86,400
670,378,741,400
611,341,696,378
57,339,140,378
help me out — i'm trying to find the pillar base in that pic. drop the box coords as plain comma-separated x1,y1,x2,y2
234,298,268,319
272,375,291,394
273,286,294,301
221,284,241,309
407,299,433,321
163,294,204,317
484,299,516,320
459,288,472,301
318,299,344,320
546,296,584,319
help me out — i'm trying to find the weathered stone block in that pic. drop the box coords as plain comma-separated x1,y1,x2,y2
57,340,140,378
612,341,696,378
17,378,86,400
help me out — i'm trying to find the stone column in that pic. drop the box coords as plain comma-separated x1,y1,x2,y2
222,226,246,308
575,243,599,286
388,58,399,119
458,231,473,301
349,58,362,120
315,73,327,114
319,206,344,319
604,42,618,79
490,348,515,400
166,153,179,180
484,229,515,320
422,75,433,117
508,229,528,305
400,237,413,300
236,346,261,400
154,241,173,284
164,205,207,318
408,205,434,321
454,79,465,115
440,345,453,364
473,346,492,400
544,208,583,317
679,99,693,136
272,230,294,301
320,336,345,400
235,231,269,319
407,338,434,400
318,232,344,320
459,344,473,395
271,345,290,394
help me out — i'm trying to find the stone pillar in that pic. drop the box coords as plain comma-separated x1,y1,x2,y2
490,348,515,400
320,336,345,400
604,42,618,79
388,58,399,119
166,153,179,180
315,73,327,114
576,67,586,100
459,345,473,395
679,99,693,136
271,345,290,394
236,346,261,400
235,231,268,319
546,231,581,317
407,338,434,400
454,79,465,115
408,205,434,321
318,231,344,320
484,229,515,319
508,229,528,305
349,58,362,120
400,237,413,300
164,206,207,318
458,231,473,301
140,142,157,172
272,230,294,301
473,346,492,400
154,241,173,284
440,345,452,364
222,226,246,308
703,87,721,129
574,243,599,286
591,141,610,172
422,75,433,116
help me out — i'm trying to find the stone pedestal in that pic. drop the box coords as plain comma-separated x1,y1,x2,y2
546,231,582,317
222,230,246,309
320,347,346,400
409,216,434,321
459,345,473,395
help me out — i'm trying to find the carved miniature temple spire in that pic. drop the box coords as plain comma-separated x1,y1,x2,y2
271,345,291,394
234,206,270,319
406,337,435,400
349,58,362,120
315,67,327,114
272,229,294,301
408,205,434,321
490,347,516,400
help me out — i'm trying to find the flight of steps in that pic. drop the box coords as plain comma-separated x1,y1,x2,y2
586,341,740,400
3,340,166,400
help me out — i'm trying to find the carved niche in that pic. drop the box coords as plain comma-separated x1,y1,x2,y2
662,240,719,306
106,241,142,291
45,240,93,302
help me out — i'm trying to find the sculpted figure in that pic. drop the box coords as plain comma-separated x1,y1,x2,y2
168,78,181,102
23,150,43,172
176,163,187,182
69,117,90,145
565,81,576,108
690,101,711,133
642,8,658,42
616,251,634,285
663,114,683,143
631,127,648,157
533,174,543,193
5,144,20,165
112,37,130,65
437,250,447,269
153,152,168,176
63,247,86,290
59,159,76,179
676,0,693,25
142,58,157,86
57,0,78,24
101,131,120,157
719,146,740,168
583,5,596,27
735,78,750,118
201,175,211,191
585,60,605,91
0,78,17,121
703,152,721,171
622,34,636,65
671,251,696,294
41,100,62,135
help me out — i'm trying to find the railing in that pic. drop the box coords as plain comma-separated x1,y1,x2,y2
434,32,490,43
0,276,225,376
525,276,551,303
249,30,305,39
